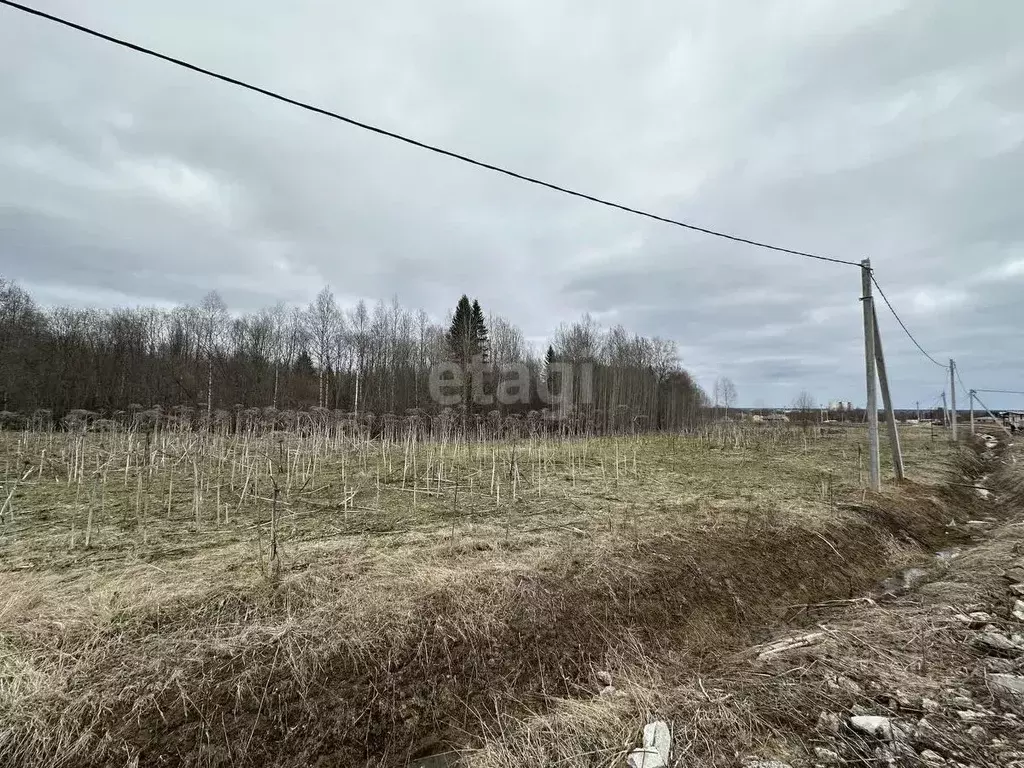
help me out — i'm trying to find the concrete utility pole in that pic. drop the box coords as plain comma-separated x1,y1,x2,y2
872,303,905,481
860,259,881,491
916,401,921,422
969,389,975,436
949,359,957,442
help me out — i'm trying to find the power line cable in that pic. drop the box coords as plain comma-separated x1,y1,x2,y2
953,364,972,400
871,277,1014,413
14,0,1008,401
870,274,947,368
0,0,863,268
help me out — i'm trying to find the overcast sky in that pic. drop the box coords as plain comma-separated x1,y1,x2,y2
1,1,1022,408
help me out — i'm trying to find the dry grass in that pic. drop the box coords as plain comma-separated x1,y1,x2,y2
0,424,971,767
466,436,1023,768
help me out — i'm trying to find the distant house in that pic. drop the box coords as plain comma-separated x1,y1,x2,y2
998,411,1024,431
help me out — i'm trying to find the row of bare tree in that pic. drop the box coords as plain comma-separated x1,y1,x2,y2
0,278,708,432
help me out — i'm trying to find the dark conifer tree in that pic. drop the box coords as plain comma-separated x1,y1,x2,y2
544,345,556,380
447,295,476,366
470,299,488,363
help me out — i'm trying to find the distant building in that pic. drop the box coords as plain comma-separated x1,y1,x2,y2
997,411,1024,431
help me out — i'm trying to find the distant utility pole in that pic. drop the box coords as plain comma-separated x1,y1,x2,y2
916,401,921,422
941,391,948,427
949,359,957,442
860,259,881,491
969,389,975,436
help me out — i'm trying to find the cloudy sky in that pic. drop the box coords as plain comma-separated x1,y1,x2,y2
1,0,1022,407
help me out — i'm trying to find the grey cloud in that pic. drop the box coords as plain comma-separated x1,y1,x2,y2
1,0,1023,406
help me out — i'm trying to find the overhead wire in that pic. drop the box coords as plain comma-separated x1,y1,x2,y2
4,0,1018,410
954,363,972,399
872,277,1018,413
870,274,947,368
0,0,864,267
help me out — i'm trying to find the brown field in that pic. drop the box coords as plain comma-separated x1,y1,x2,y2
0,423,979,767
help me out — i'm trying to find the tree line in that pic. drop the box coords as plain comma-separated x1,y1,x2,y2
0,277,708,433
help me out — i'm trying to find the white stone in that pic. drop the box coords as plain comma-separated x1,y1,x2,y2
625,719,671,768
967,725,987,742
891,689,917,708
1013,600,1024,621
918,749,945,763
626,747,666,768
849,715,905,742
974,631,1023,654
990,674,1024,696
596,669,612,686
953,612,991,628
642,721,671,764
957,710,985,722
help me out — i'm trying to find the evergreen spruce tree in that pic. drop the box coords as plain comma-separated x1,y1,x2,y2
544,345,556,380
542,344,560,408
447,295,475,366
446,295,489,424
470,299,488,363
